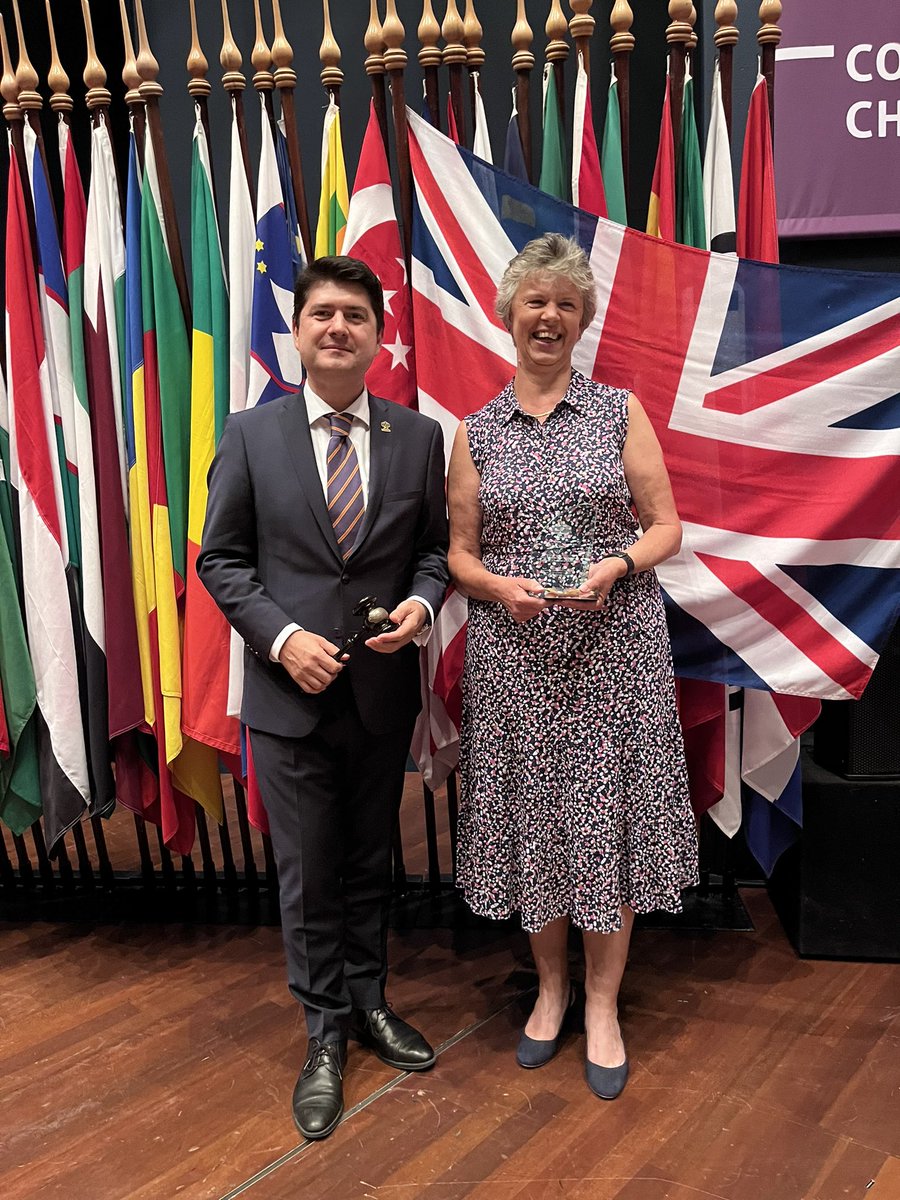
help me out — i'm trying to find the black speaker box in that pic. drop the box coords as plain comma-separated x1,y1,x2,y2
813,619,900,778
768,752,900,959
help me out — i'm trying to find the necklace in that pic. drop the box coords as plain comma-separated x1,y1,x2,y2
523,404,558,418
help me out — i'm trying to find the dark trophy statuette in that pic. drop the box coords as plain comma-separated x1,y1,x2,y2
333,596,398,660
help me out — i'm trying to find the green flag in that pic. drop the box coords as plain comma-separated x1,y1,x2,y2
0,511,41,834
601,75,628,226
141,137,192,583
539,65,567,201
677,72,707,249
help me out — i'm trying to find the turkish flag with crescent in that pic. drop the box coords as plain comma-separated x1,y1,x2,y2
344,102,417,409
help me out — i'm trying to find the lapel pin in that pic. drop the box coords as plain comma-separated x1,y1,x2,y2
380,420,392,433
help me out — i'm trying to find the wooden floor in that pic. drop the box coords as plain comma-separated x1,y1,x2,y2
1,886,898,1199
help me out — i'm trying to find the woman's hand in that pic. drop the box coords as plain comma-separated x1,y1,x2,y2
582,557,629,608
496,577,547,623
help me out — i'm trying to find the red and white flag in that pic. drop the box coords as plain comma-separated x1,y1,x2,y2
572,51,606,217
344,101,416,409
737,73,779,262
6,147,90,845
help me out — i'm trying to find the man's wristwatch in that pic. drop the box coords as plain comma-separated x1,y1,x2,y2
603,551,635,577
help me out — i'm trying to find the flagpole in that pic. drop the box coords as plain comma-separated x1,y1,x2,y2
45,1,73,125
545,0,569,127
80,1,115,129
757,0,781,142
270,0,314,262
442,0,467,145
187,0,218,204
0,15,20,366
251,0,275,124
667,1,692,165
220,0,256,211
463,1,485,147
610,1,634,204
320,0,343,105
511,1,534,182
383,0,413,269
714,1,738,141
132,0,192,336
418,1,442,130
568,0,594,77
11,0,60,237
0,16,23,156
118,0,146,155
366,1,391,150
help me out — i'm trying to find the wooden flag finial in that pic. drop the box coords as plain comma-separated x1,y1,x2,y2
382,0,407,73
757,0,782,47
689,4,698,50
319,0,343,90
220,0,246,91
119,0,142,104
610,0,634,54
80,0,112,110
271,0,297,89
568,0,595,43
11,0,41,111
46,0,73,113
417,1,441,71
251,0,274,91
187,0,211,98
133,0,163,98
463,1,485,71
442,0,466,67
667,0,693,46
714,0,739,48
545,0,569,64
511,0,534,72
365,0,385,76
0,14,22,121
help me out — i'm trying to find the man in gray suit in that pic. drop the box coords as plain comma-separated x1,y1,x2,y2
199,256,449,1140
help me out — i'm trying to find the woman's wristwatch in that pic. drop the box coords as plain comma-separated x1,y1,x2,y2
603,551,635,577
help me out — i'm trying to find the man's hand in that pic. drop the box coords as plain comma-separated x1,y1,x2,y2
279,630,346,692
365,599,429,654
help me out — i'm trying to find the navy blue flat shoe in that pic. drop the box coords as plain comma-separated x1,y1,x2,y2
516,987,575,1069
585,1056,629,1100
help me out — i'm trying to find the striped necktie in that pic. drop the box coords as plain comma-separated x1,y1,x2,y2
326,411,365,557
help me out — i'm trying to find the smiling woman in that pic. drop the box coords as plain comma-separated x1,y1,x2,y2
447,232,698,1104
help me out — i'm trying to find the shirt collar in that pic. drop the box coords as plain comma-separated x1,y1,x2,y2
499,370,588,423
305,385,370,429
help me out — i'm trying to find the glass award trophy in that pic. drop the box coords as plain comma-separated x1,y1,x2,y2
532,513,597,603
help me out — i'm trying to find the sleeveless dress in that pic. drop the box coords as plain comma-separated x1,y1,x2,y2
456,371,698,933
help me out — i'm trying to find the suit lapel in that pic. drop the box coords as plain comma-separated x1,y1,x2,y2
278,391,344,565
350,394,395,558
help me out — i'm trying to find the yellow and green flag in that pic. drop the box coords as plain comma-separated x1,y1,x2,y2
182,112,239,769
315,98,349,257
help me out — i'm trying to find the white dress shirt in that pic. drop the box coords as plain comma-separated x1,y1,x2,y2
270,387,435,661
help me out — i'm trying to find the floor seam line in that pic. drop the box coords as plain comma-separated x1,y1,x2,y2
218,991,531,1199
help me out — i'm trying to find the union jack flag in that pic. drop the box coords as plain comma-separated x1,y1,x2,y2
408,109,900,705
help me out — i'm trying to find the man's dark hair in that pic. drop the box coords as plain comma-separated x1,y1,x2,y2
292,256,385,335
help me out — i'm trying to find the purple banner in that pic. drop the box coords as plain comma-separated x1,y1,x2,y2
775,0,900,238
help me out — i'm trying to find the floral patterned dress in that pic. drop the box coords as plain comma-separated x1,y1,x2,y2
456,371,698,933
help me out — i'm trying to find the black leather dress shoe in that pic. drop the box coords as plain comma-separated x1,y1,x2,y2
292,1039,346,1140
352,1003,436,1070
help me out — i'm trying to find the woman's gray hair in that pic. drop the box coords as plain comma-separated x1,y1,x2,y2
495,233,597,331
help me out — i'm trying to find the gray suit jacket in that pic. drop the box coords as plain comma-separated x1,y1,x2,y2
197,390,449,738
